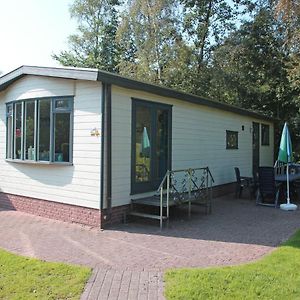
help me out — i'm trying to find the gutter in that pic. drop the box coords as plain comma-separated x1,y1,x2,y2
100,83,105,215
100,81,112,226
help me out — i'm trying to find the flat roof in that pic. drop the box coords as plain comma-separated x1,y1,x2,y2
0,65,275,122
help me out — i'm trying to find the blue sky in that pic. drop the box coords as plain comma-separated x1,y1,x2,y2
0,0,77,74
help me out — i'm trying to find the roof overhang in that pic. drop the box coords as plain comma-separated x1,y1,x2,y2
0,65,99,92
0,65,276,122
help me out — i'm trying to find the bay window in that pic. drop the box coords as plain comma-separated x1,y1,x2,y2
6,97,73,164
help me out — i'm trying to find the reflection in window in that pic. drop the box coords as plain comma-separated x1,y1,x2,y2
15,103,22,159
135,106,151,182
226,130,238,149
155,109,169,180
55,99,70,110
55,113,70,162
25,101,35,160
39,100,51,161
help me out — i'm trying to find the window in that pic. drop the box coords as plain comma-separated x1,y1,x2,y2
132,99,172,194
6,97,73,163
261,124,270,146
25,101,35,160
226,130,238,149
6,104,13,159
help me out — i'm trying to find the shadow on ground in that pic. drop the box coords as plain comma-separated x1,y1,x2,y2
107,194,300,247
0,194,299,271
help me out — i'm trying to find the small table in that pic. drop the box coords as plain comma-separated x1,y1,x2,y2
275,173,300,182
275,173,300,204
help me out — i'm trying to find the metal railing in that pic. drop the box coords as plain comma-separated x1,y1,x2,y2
156,167,215,229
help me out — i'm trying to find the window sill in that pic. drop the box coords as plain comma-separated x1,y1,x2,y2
5,159,73,166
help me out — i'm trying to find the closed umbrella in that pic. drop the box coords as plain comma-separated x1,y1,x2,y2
278,122,297,211
140,127,150,158
139,127,151,181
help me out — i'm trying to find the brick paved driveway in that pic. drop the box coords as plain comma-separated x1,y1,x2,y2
0,195,300,299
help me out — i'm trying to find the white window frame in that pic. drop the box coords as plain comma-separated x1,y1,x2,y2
6,96,73,164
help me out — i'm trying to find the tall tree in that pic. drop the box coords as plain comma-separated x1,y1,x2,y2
180,0,252,72
273,0,300,151
170,0,256,97
208,5,296,120
117,0,181,84
53,0,121,72
274,0,300,93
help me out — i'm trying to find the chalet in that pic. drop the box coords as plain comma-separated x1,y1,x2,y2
0,66,274,227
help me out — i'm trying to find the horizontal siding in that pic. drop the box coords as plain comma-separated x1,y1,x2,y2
111,86,274,207
0,77,102,209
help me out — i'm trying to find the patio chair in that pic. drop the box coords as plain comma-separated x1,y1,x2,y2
274,160,287,176
256,166,280,207
234,167,254,199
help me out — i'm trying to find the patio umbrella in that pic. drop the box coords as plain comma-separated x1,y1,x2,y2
140,126,150,158
278,122,297,211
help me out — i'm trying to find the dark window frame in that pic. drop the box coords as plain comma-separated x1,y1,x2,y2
226,130,238,149
6,96,73,164
131,98,172,194
261,123,270,146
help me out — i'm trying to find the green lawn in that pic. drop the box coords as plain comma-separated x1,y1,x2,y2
165,230,300,300
0,248,91,300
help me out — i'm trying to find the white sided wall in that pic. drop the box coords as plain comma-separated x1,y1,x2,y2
0,76,102,209
111,86,274,207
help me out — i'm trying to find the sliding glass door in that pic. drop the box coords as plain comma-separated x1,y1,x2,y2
131,99,172,194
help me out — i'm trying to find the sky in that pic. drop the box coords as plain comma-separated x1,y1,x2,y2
0,0,77,74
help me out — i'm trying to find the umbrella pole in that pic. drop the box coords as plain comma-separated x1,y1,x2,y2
286,163,290,205
280,162,297,211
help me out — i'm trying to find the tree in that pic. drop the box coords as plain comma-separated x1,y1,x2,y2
180,0,253,72
274,0,300,94
273,0,300,154
208,5,296,120
53,0,121,72
117,0,181,84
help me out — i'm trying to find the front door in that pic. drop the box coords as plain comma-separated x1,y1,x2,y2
252,122,260,176
131,99,172,194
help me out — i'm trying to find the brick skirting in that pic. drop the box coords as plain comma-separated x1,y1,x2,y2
0,193,101,227
0,183,235,228
101,204,130,227
212,182,235,197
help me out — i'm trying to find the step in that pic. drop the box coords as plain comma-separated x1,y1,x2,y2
129,211,168,220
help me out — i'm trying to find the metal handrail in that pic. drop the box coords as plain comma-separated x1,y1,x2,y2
156,166,214,192
156,166,214,229
207,167,215,183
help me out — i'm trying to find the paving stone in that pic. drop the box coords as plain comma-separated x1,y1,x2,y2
1,195,300,299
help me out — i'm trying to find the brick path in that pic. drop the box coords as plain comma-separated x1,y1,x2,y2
0,195,300,299
81,269,164,300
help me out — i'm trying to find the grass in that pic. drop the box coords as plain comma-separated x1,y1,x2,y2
0,248,91,300
165,230,300,300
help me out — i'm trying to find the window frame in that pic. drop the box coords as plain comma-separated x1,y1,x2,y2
131,98,172,194
226,130,239,150
24,100,37,161
6,104,13,159
6,96,74,165
52,98,73,163
261,123,270,146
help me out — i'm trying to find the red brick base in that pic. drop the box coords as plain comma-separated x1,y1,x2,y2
0,183,235,228
101,205,130,227
212,182,235,198
0,193,101,227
